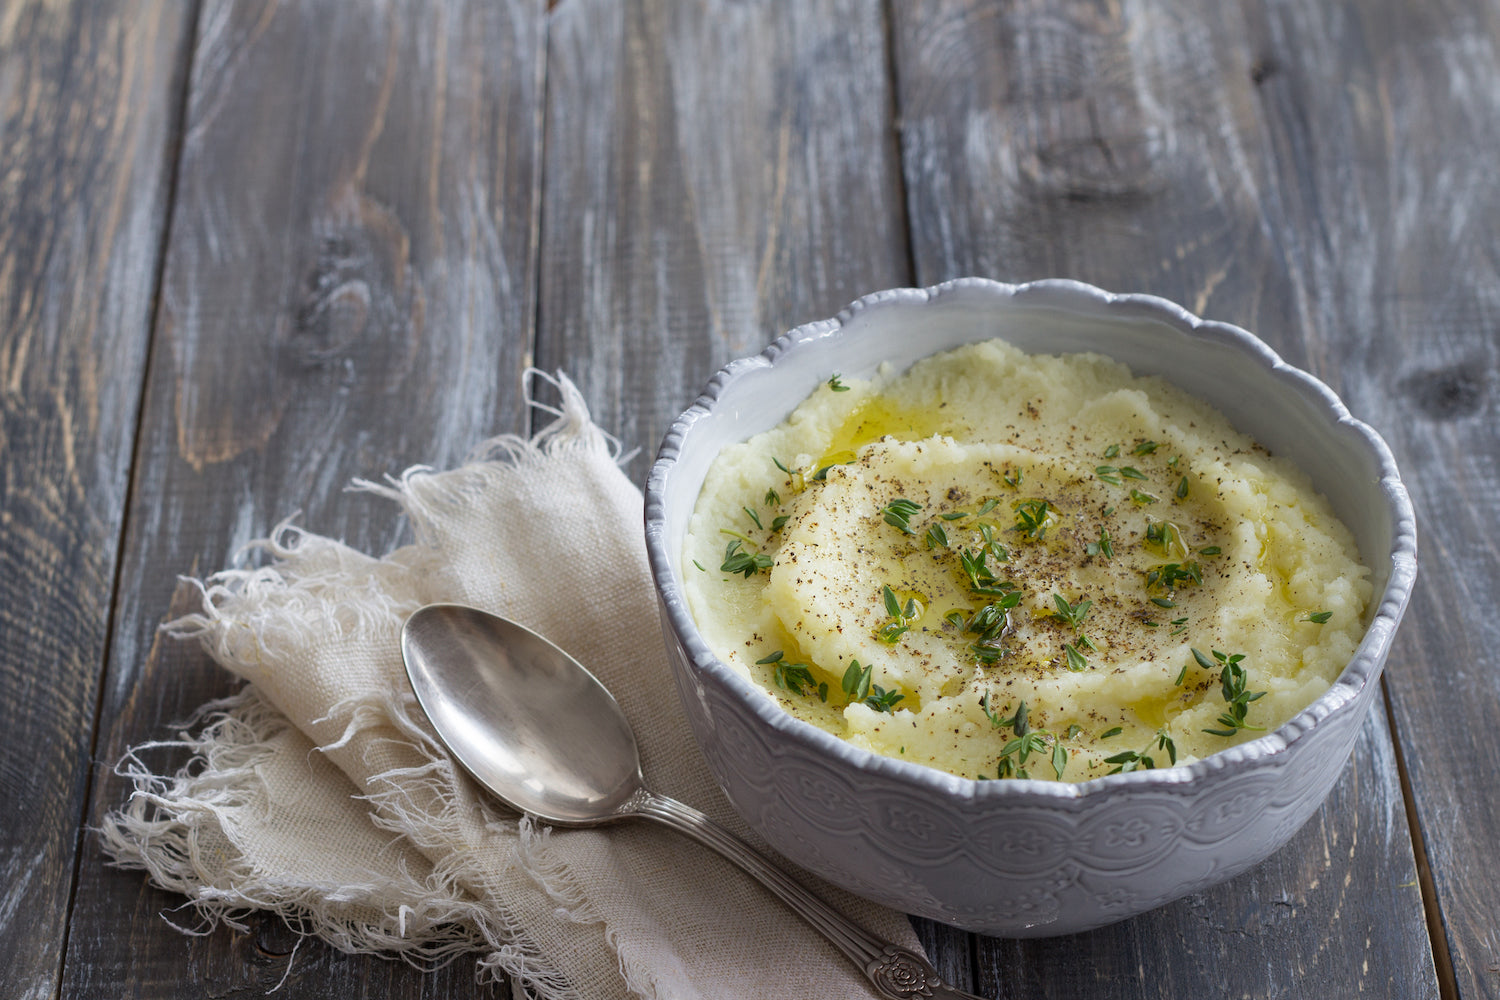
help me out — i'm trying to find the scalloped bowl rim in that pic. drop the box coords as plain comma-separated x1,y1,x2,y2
644,277,1417,808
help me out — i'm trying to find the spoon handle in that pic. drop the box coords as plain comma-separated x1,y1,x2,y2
629,790,984,1000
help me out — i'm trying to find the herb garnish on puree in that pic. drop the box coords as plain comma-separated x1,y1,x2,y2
685,340,1370,782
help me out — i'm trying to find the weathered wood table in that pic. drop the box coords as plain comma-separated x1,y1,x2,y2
3,1,1494,996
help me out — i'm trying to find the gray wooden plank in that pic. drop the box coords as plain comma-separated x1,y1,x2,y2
63,1,546,996
1238,0,1500,995
536,0,912,486
0,3,192,997
535,0,975,987
890,0,1439,995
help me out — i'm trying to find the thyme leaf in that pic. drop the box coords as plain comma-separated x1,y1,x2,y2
720,539,772,577
1200,650,1266,737
1085,526,1115,561
1013,499,1053,539
1052,593,1093,631
841,660,872,702
883,584,902,618
1145,561,1203,592
879,497,922,534
842,659,902,713
1105,729,1177,774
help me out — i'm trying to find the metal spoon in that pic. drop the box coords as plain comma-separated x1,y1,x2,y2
400,603,982,1000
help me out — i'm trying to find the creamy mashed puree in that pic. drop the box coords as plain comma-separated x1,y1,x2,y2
683,340,1370,782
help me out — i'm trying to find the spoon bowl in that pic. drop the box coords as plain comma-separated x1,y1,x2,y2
400,602,981,1000
402,604,644,824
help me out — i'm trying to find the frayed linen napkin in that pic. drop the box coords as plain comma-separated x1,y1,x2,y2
101,373,921,999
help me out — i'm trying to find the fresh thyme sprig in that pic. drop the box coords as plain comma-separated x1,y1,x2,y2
960,546,1018,601
770,455,806,493
1052,593,1093,631
1063,643,1088,672
981,694,1067,779
965,598,1017,663
1196,649,1267,737
1145,561,1203,592
1304,610,1333,623
1050,594,1094,671
1013,499,1053,539
942,497,1000,522
1097,465,1148,486
879,497,922,535
864,686,905,713
841,660,903,713
719,538,772,577
757,651,828,701
1086,526,1114,560
1144,520,1181,553
982,691,1025,732
977,523,1009,561
1105,728,1177,773
827,373,850,392
876,584,922,644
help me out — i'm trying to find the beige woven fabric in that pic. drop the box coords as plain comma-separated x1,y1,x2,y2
101,373,920,999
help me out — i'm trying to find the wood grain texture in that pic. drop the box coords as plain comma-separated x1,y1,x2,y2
4,0,1483,995
891,0,1439,995
62,0,545,995
536,0,911,486
1238,0,1500,994
892,0,1306,359
0,2,191,997
537,0,978,985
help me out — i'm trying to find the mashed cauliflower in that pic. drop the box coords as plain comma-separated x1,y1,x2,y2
683,340,1370,782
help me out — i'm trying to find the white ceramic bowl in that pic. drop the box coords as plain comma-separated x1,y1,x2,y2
644,278,1416,936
